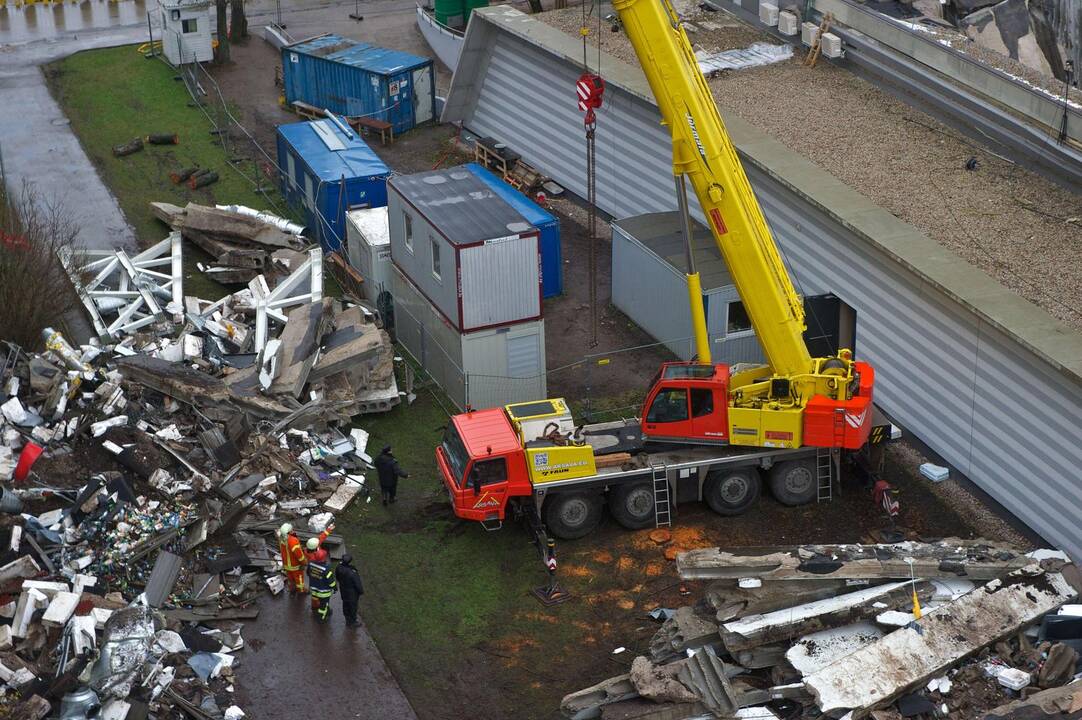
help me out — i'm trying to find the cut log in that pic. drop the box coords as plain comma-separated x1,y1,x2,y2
189,171,220,189
803,563,1082,716
678,540,1031,581
169,167,200,185
146,133,179,145
112,138,144,157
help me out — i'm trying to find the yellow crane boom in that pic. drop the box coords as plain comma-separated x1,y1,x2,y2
611,0,812,378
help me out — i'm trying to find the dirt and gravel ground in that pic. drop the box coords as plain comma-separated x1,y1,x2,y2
540,7,1082,333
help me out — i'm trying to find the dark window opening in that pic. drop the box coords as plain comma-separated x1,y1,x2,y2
691,388,714,418
469,458,507,487
181,18,198,33
728,301,751,334
647,388,689,423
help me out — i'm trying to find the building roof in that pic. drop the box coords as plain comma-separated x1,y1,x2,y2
465,163,556,229
276,119,390,183
286,34,430,75
389,166,534,245
346,207,390,247
614,212,734,293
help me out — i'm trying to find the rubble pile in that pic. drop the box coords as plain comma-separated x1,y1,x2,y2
562,541,1082,720
0,219,394,716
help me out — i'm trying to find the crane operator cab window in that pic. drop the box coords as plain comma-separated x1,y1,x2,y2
647,388,689,423
468,458,507,495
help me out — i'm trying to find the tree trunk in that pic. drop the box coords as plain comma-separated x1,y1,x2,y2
526,0,543,11
230,0,248,41
215,0,230,64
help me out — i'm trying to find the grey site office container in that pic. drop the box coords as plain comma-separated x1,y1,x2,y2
387,167,542,333
611,212,765,365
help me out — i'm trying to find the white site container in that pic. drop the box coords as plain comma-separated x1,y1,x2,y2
821,32,844,58
345,207,392,302
759,2,780,25
778,10,799,35
801,21,820,47
158,0,214,65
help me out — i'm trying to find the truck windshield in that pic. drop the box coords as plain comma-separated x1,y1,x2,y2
441,423,470,485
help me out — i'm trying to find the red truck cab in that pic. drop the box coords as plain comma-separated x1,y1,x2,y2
436,408,531,522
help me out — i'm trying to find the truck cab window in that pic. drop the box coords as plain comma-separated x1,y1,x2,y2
647,388,689,423
469,458,508,487
690,388,714,417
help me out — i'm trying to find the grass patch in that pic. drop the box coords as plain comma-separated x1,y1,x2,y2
46,45,289,299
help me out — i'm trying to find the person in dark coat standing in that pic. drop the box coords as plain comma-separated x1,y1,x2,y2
375,445,408,505
335,554,364,627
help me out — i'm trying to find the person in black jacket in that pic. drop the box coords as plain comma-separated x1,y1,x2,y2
375,445,409,505
335,554,364,627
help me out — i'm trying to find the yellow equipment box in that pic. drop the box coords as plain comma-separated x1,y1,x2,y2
728,406,803,448
505,398,576,443
525,445,597,484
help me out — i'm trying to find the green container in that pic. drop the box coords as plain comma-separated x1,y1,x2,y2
433,0,466,27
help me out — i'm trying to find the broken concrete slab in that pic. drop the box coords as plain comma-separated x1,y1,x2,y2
982,679,1082,718
597,698,706,720
705,577,871,622
649,606,720,663
268,299,330,399
720,580,932,652
561,674,639,720
679,540,1031,582
41,591,80,628
677,646,738,717
630,656,698,704
785,621,884,676
804,564,1082,716
0,554,41,584
324,477,364,512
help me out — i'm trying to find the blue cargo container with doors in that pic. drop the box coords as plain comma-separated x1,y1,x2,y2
276,117,391,252
464,163,562,297
282,35,436,136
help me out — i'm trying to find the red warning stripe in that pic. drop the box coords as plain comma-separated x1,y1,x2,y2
709,208,728,235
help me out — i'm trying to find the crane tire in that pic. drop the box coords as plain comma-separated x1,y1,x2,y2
768,458,818,506
543,492,603,540
609,482,657,530
703,467,760,516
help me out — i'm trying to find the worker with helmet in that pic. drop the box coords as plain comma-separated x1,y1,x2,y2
277,523,308,594
305,524,336,621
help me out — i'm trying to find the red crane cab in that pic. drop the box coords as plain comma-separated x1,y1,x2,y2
640,362,730,444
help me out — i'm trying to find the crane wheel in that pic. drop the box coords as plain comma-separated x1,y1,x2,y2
768,458,818,506
543,492,603,540
703,467,760,516
609,482,656,530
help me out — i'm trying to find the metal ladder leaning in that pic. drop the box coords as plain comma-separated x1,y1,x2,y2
652,466,672,528
816,447,834,503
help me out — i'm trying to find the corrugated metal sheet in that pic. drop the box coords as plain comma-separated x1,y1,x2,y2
465,163,562,297
282,35,435,135
276,120,390,251
443,11,1082,560
460,235,541,329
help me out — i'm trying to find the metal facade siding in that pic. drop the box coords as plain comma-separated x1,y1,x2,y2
461,321,547,409
388,190,461,326
455,25,1082,559
459,235,541,330
282,45,433,135
392,266,467,407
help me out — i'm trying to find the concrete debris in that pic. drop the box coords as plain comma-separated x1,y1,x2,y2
804,563,1081,715
983,680,1082,718
677,646,739,716
678,540,1032,581
785,621,884,676
561,674,638,719
649,606,720,662
630,656,699,704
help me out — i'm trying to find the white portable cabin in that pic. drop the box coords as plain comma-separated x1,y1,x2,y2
345,207,392,303
158,0,214,65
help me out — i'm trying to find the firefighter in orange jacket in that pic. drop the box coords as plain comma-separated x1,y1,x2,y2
278,523,308,594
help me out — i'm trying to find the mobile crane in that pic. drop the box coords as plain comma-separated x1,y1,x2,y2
435,0,883,542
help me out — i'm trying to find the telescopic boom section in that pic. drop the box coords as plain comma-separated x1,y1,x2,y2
611,0,813,378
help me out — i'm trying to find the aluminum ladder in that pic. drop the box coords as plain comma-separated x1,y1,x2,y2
652,466,672,528
816,447,834,503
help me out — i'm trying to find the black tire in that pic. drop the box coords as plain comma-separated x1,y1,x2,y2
543,492,603,540
609,482,657,530
768,458,818,506
703,467,760,516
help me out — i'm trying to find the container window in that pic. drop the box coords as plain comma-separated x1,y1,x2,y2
728,300,752,334
304,174,315,209
431,239,441,281
404,213,414,253
181,18,198,33
285,154,295,191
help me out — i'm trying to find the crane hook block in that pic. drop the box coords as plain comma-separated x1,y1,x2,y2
576,73,606,127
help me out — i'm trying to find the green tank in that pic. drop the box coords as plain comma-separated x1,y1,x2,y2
433,0,466,27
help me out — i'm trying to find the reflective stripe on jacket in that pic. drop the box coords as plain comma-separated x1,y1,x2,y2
308,560,336,597
280,534,306,572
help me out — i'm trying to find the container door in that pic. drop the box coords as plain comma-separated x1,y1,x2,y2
412,67,433,124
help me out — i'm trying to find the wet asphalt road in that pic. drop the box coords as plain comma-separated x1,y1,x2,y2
236,590,418,720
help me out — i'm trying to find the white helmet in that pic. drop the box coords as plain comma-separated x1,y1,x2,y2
306,537,319,551
278,523,292,539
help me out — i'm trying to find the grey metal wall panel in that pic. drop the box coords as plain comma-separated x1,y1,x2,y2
459,235,540,329
388,189,460,327
452,22,1082,559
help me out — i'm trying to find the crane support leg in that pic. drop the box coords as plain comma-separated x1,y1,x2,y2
526,504,571,606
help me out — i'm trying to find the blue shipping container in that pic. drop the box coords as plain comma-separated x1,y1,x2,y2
276,118,391,252
465,163,563,297
282,35,435,136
